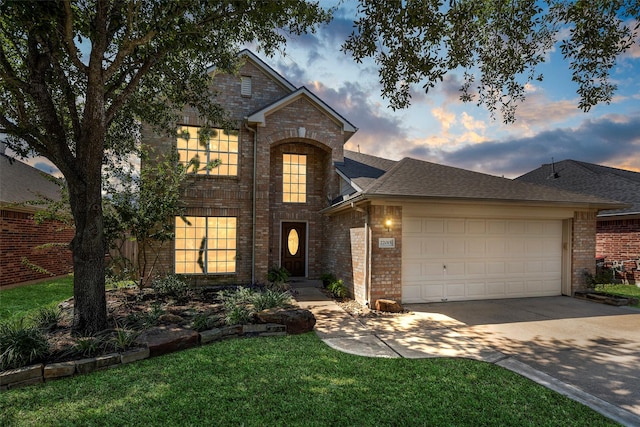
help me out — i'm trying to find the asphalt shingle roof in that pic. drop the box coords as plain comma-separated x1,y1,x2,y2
0,154,62,210
336,153,623,209
337,150,397,190
516,160,640,216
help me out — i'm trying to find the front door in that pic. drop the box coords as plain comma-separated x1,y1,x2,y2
281,222,306,277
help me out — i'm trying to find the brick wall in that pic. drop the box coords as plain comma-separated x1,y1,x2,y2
322,208,367,302
269,142,331,279
369,205,402,304
596,218,640,283
572,210,598,292
142,55,350,285
0,209,74,288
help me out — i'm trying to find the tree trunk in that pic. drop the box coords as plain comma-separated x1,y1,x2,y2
68,174,108,335
67,119,108,335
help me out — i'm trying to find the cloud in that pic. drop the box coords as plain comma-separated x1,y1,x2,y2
305,79,413,159
431,107,456,132
439,113,640,177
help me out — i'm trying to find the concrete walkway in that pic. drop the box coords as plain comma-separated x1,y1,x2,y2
292,281,640,427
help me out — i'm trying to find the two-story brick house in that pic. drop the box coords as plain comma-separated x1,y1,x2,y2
143,50,623,307
143,50,356,286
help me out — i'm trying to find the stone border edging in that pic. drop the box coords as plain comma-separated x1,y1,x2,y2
0,323,287,391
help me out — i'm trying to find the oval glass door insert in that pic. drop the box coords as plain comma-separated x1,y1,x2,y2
287,229,299,256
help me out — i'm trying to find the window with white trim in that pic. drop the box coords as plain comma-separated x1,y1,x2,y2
174,216,237,274
176,125,238,176
283,154,307,203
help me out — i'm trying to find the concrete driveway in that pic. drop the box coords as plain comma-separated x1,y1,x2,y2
358,296,640,421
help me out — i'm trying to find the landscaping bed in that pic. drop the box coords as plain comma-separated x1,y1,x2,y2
574,290,640,306
1,280,314,384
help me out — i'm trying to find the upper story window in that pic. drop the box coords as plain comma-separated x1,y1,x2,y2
241,76,252,97
176,125,238,176
283,154,307,203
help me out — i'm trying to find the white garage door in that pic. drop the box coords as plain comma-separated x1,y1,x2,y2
402,217,563,303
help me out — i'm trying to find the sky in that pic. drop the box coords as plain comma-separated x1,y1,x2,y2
11,0,640,179
262,1,640,178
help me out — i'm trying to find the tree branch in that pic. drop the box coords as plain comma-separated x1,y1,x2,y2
62,0,88,73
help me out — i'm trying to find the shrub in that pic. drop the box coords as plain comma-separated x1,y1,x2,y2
29,305,62,331
71,337,103,357
267,266,290,284
252,290,292,311
583,268,615,289
218,286,255,308
109,328,139,352
125,303,164,329
328,279,348,299
218,286,292,325
191,312,220,332
320,273,336,288
0,320,50,370
152,275,192,302
224,306,253,326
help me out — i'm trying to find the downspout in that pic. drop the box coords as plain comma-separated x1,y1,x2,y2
245,121,257,283
351,202,370,307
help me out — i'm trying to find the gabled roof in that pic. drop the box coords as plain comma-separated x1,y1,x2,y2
330,154,624,211
0,154,63,211
207,49,297,92
336,150,397,191
246,86,357,137
516,160,640,216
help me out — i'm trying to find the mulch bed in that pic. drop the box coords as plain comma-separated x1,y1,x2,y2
44,287,239,364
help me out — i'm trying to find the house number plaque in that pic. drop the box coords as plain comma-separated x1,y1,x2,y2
378,237,395,248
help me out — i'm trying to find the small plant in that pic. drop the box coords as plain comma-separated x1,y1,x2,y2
224,305,253,326
0,319,50,370
219,286,255,308
320,273,336,288
109,328,139,352
582,268,615,289
251,290,292,311
328,279,348,299
72,336,104,358
191,312,220,332
267,265,290,284
125,303,164,329
30,305,62,331
152,275,192,302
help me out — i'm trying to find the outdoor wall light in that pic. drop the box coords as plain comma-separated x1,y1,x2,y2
385,218,392,231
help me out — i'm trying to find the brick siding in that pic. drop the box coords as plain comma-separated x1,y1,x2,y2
571,210,598,292
322,204,403,305
322,208,367,302
596,218,640,284
142,55,348,285
0,209,74,288
368,205,402,304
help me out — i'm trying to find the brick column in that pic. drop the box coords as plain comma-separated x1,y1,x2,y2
369,205,402,304
572,210,598,293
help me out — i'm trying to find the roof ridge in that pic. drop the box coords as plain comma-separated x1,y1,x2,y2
362,157,411,193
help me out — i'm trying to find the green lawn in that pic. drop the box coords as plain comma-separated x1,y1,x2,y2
0,333,616,427
595,283,640,308
0,276,74,323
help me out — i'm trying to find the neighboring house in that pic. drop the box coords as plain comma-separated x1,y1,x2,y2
517,160,640,284
0,147,73,288
142,50,622,307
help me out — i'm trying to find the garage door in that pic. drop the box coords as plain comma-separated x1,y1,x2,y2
402,217,563,303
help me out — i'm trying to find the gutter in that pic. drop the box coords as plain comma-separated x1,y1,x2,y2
244,120,257,283
323,193,627,215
